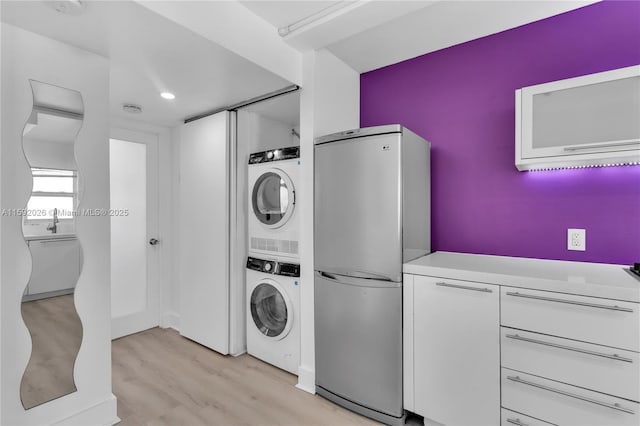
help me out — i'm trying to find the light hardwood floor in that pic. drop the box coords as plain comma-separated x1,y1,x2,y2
113,327,379,426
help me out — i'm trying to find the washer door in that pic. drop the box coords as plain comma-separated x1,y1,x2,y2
250,280,293,340
251,169,295,229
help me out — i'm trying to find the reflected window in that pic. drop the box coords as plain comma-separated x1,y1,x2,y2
25,168,77,220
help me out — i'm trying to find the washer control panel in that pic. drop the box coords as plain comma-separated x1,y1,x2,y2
249,146,299,164
246,256,300,278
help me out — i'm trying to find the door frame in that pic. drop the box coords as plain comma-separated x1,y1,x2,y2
109,126,160,339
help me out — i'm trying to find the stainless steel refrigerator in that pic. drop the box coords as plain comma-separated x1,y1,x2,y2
314,125,431,425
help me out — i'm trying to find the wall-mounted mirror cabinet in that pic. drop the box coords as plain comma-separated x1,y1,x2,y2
20,80,84,409
516,65,640,171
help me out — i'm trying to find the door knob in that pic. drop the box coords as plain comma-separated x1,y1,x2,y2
149,238,159,246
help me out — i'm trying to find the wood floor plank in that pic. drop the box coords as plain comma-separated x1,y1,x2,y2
112,328,379,426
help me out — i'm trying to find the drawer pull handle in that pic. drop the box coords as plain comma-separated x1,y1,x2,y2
563,139,640,152
505,291,633,313
436,282,493,293
507,375,635,415
506,419,528,426
506,333,633,363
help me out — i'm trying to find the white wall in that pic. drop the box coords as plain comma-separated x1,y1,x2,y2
22,138,77,171
297,49,360,393
1,24,117,425
167,125,182,329
237,110,300,155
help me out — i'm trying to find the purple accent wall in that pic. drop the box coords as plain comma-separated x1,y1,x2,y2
361,1,640,265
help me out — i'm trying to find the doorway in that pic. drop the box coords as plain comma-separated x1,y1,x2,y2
109,128,160,338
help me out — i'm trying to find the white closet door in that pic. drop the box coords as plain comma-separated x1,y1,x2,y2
179,111,230,354
110,129,160,339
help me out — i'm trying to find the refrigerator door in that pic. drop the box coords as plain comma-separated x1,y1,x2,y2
315,271,403,417
315,133,402,282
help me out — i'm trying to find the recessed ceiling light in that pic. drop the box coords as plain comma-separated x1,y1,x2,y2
160,92,176,100
46,0,85,15
122,103,142,114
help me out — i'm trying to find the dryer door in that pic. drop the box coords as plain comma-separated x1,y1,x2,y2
250,280,293,340
251,169,295,229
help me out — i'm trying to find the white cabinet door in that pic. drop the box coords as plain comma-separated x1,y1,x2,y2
413,276,500,426
516,65,640,170
28,238,80,295
178,111,230,355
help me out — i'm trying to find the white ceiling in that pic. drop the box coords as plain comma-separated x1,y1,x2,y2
327,1,600,73
2,1,600,129
241,0,599,73
1,0,293,128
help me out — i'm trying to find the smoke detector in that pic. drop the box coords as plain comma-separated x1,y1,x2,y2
122,104,143,114
46,1,86,15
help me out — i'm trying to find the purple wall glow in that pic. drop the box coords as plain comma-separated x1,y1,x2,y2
361,0,640,265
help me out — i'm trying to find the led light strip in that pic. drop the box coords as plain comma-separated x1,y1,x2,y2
527,161,640,172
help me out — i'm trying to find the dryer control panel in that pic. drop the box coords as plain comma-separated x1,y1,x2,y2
246,256,300,277
249,146,300,164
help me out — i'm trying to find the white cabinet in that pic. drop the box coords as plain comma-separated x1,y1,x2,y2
404,252,640,425
410,276,500,426
502,369,639,426
501,328,639,402
501,287,639,351
27,237,80,296
500,286,640,424
515,65,640,171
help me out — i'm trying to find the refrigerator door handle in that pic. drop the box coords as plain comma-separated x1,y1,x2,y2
316,271,401,288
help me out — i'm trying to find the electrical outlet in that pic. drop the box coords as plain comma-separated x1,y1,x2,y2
567,228,586,251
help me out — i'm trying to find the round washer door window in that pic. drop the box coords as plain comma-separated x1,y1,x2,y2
250,281,292,340
252,169,295,228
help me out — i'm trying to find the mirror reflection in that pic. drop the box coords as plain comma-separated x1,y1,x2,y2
20,80,84,409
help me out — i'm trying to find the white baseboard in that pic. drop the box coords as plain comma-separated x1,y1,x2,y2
160,311,180,331
296,366,315,394
112,315,159,340
52,394,119,426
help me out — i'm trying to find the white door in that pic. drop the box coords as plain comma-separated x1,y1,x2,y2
109,128,160,339
178,111,231,355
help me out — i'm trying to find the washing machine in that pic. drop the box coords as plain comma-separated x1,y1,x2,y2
248,146,300,261
246,256,300,374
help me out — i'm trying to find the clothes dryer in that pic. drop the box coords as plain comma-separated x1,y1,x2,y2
248,146,300,261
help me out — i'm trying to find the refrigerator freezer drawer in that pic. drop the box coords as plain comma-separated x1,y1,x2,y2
314,271,403,417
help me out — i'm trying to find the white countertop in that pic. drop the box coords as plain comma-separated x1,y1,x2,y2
404,251,640,302
24,233,77,241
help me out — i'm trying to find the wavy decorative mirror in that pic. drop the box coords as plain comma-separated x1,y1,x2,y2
20,80,84,409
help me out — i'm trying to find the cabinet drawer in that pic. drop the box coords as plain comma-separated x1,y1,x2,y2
501,328,639,402
501,408,555,426
501,287,639,351
502,368,639,426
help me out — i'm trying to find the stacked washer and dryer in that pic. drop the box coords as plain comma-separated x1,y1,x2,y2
246,146,301,374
